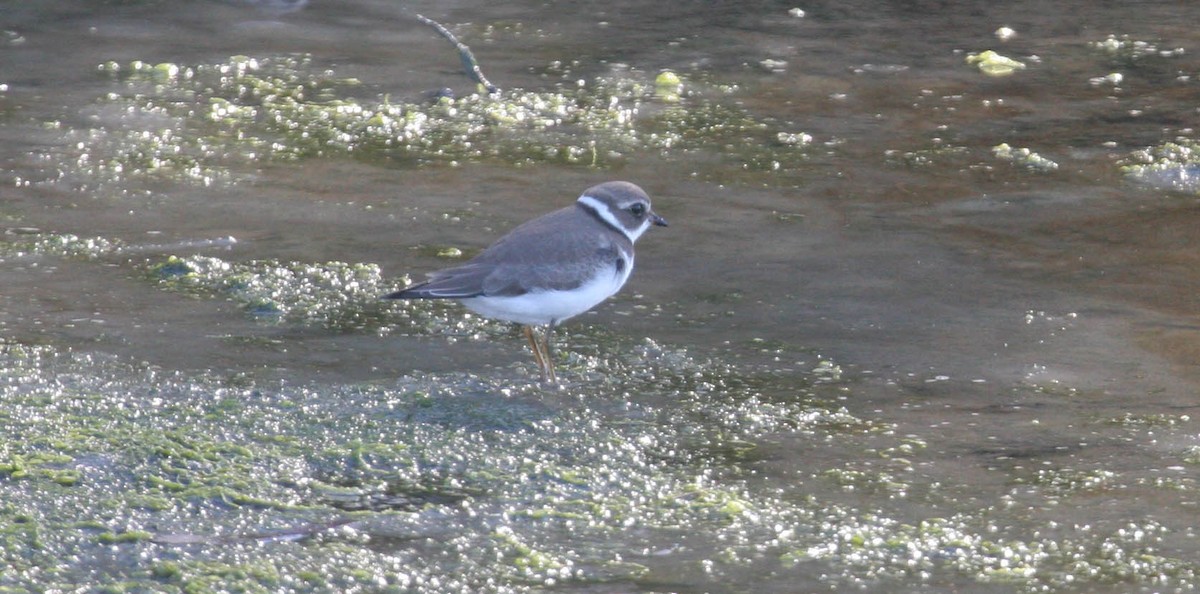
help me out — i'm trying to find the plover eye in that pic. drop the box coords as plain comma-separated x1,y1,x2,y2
629,203,646,217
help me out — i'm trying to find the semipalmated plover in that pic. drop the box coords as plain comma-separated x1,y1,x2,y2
386,181,667,382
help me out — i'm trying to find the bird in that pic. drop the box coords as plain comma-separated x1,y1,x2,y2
385,181,667,383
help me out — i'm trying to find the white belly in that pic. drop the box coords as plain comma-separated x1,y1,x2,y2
460,261,632,326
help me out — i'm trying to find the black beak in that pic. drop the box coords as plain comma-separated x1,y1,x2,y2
650,211,668,227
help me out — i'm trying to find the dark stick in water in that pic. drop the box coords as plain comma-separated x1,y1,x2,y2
415,13,500,95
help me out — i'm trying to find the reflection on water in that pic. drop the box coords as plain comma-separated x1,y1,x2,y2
2,0,1200,592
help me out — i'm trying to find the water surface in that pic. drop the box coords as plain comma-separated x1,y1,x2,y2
2,1,1200,592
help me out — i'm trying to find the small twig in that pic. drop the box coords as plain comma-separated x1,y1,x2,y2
415,14,500,95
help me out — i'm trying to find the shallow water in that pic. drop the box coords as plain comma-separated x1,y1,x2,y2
3,1,1200,592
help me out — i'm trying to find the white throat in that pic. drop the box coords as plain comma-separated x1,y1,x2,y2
577,195,650,242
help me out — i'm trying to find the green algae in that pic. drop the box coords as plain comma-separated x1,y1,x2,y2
782,511,1198,591
653,70,683,103
885,142,972,171
0,232,122,261
822,467,910,496
1019,468,1118,493
0,15,1197,594
1183,446,1200,465
1120,139,1200,194
1,230,1198,591
3,318,1200,592
148,255,393,330
1090,34,1187,63
97,530,154,544
991,143,1059,172
965,50,1027,77
36,55,817,191
0,321,879,592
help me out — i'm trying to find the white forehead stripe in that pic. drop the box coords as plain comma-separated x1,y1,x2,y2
578,194,642,242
